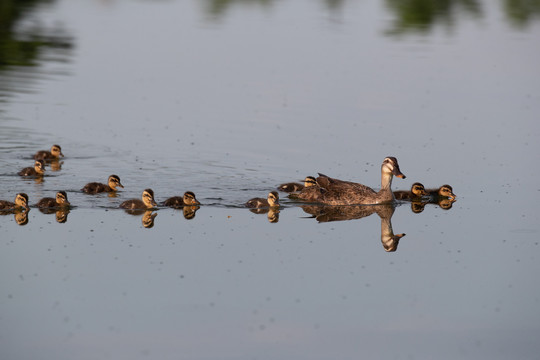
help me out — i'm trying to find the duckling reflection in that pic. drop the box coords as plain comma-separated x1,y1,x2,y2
182,205,200,220
438,198,456,210
249,207,280,223
301,203,405,252
37,207,70,223
142,211,158,228
49,159,63,171
0,207,30,226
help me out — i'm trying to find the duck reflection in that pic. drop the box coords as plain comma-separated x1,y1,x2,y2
301,204,405,252
0,209,30,226
123,209,158,228
249,207,280,223
182,205,200,220
38,207,70,223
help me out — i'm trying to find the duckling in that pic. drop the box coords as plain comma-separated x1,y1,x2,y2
18,159,45,177
426,184,456,201
34,144,64,161
245,191,279,208
120,189,157,210
277,176,317,193
393,182,426,200
36,191,70,208
0,193,29,211
82,175,124,194
163,191,200,208
295,157,406,205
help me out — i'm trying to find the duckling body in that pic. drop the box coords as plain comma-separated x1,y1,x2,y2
82,175,124,194
120,189,157,210
277,176,317,193
37,191,70,208
18,160,45,177
34,144,64,161
163,191,200,208
246,191,279,208
426,185,456,201
0,193,29,211
393,182,426,201
294,157,406,205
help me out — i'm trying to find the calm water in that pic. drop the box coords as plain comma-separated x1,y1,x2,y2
1,0,540,359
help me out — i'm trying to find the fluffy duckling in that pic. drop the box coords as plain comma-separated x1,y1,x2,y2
18,159,45,177
120,189,157,210
295,157,405,205
36,191,70,208
0,193,29,211
426,185,456,200
246,191,279,208
277,176,317,193
82,175,124,194
34,144,64,161
393,182,426,200
163,191,200,208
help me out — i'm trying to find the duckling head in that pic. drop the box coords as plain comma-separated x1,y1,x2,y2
304,176,317,187
183,191,200,205
438,185,456,200
382,156,406,179
411,182,426,197
15,193,29,210
51,144,64,158
142,188,158,208
34,159,46,174
56,191,70,206
267,191,279,207
108,175,124,190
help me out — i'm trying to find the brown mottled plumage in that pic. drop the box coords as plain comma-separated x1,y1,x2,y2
163,191,200,208
246,191,279,208
277,176,317,193
426,185,456,200
120,189,157,210
293,157,406,205
82,175,124,194
393,182,426,200
0,193,29,211
34,144,63,161
18,160,45,177
37,191,70,208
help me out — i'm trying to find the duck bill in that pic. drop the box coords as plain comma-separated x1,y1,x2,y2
151,200,158,207
392,167,406,179
449,194,457,200
118,183,125,188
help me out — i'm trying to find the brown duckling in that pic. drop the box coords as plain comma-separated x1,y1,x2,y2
120,189,157,210
277,176,317,193
426,184,456,200
18,159,45,177
163,191,200,208
36,191,70,208
295,157,406,205
0,193,30,211
34,144,64,161
393,182,426,200
82,175,124,194
246,191,279,208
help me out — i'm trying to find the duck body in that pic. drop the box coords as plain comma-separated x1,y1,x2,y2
37,191,70,208
18,160,45,177
163,191,200,208
278,176,317,193
246,191,279,208
426,185,456,201
393,182,426,201
82,175,124,194
34,144,64,161
294,157,405,205
0,193,29,211
120,189,157,210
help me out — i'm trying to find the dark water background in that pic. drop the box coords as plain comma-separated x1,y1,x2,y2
1,0,539,359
